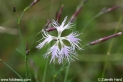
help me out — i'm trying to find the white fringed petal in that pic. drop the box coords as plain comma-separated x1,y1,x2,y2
37,16,82,64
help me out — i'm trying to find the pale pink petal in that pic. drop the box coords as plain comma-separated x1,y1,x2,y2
44,44,60,63
59,45,77,63
65,31,82,50
36,30,54,49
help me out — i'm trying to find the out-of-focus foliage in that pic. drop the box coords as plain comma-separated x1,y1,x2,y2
0,0,123,82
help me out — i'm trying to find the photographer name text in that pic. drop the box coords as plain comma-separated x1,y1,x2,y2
98,78,122,82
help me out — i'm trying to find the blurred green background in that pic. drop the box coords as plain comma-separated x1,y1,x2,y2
0,0,123,82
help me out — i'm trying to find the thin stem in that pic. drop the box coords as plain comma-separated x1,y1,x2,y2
30,32,40,50
67,76,76,82
53,62,67,82
100,16,123,80
100,56,109,80
42,59,49,82
18,11,25,24
17,17,25,54
17,6,30,53
13,10,25,55
25,56,28,78
82,44,89,48
53,78,55,82
18,6,30,45
82,6,119,32
18,26,25,53
1,60,23,80
13,12,18,24
18,6,30,24
100,37,114,82
34,70,38,82
17,6,30,79
82,13,100,32
64,64,70,82
52,64,56,82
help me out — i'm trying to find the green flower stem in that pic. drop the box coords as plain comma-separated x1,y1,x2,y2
17,6,30,54
18,26,24,54
30,32,40,50
64,64,70,82
53,62,67,82
42,30,53,82
82,44,89,48
53,78,55,82
34,70,38,82
100,15,123,80
25,56,28,78
42,58,49,82
25,32,40,80
13,12,18,24
82,13,101,32
0,59,23,80
16,6,30,79
18,6,30,24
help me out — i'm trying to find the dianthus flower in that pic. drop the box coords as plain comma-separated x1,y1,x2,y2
36,16,82,64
